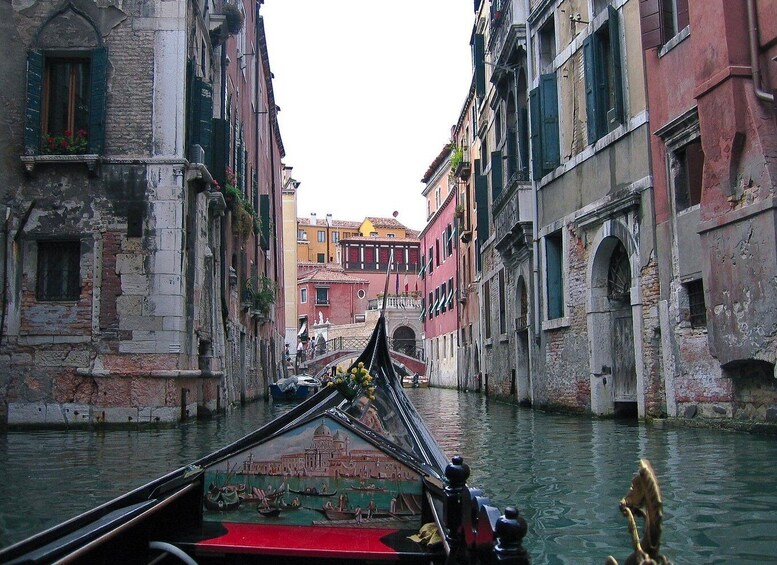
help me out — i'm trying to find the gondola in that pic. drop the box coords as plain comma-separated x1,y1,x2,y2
0,260,672,565
287,487,338,497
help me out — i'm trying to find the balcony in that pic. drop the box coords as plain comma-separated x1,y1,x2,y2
493,173,533,267
367,294,421,311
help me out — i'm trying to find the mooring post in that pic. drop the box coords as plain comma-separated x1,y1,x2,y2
444,455,470,563
491,506,530,564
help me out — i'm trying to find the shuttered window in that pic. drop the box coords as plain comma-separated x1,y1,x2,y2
584,6,624,144
545,231,564,320
473,33,486,99
25,48,107,155
529,73,559,180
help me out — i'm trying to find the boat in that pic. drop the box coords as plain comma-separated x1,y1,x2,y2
269,375,311,400
288,486,337,497
402,373,429,388
0,262,673,564
257,507,281,518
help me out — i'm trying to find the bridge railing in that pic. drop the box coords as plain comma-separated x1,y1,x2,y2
310,337,425,361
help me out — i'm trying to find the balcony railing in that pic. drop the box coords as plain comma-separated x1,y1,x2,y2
367,295,422,311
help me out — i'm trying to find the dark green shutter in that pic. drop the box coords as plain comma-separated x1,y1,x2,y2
540,73,559,172
506,130,517,179
88,47,107,154
199,80,213,166
475,160,489,245
491,150,503,201
212,118,228,186
24,50,44,154
608,5,624,128
583,35,598,144
473,34,486,99
546,235,563,319
518,107,529,176
529,86,542,180
259,194,270,250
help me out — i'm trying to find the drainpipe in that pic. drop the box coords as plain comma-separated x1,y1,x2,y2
747,0,774,103
525,0,541,345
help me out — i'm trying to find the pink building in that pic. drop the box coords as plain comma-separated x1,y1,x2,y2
642,0,777,419
297,267,369,329
420,146,459,387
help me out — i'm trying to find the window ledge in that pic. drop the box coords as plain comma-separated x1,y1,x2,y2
658,26,690,58
542,316,570,331
21,154,99,176
498,333,509,343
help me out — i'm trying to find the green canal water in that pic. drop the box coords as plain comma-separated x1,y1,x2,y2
1,388,775,563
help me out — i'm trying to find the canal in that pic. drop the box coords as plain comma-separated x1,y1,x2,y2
1,388,775,563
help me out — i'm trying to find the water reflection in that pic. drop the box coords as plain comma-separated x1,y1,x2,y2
1,389,776,564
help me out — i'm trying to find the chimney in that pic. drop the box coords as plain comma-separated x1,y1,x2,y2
310,212,317,225
326,213,333,226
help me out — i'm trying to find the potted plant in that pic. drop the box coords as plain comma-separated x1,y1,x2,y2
210,2,244,47
454,204,465,218
252,275,277,315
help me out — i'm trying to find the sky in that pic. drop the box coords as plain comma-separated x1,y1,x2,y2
261,1,475,232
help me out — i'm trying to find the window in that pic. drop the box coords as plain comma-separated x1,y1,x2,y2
300,288,307,303
428,292,434,318
538,17,556,74
298,229,306,241
26,47,107,155
658,108,703,213
484,279,492,339
545,231,564,320
357,289,366,299
37,240,81,301
685,279,706,328
672,140,704,211
332,231,340,243
584,6,624,143
447,277,454,308
529,73,559,180
317,230,325,243
316,253,325,263
440,282,446,313
661,0,689,40
387,233,395,238
641,0,689,48
315,287,329,305
498,270,506,334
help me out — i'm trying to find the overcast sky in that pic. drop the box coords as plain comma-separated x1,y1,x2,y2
261,1,475,232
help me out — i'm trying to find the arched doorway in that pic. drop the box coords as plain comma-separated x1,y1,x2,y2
588,229,639,417
392,326,417,357
607,242,637,416
514,276,531,405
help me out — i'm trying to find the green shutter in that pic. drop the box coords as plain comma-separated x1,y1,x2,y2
88,47,107,154
518,107,529,176
608,5,624,128
540,73,559,172
506,129,517,179
583,35,598,144
475,160,490,244
212,118,228,186
199,80,213,166
546,235,563,319
529,87,542,180
259,194,270,250
473,34,486,99
24,50,44,154
491,150,503,201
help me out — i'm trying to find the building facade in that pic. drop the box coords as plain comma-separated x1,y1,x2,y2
643,0,777,420
524,0,658,417
0,0,287,425
420,146,459,388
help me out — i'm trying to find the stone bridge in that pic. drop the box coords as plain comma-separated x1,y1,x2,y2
296,337,426,379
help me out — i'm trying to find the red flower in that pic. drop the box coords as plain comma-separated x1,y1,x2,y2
64,130,72,138
60,140,69,148
77,129,87,138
